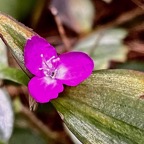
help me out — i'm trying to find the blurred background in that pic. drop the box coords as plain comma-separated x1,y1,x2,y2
0,0,144,143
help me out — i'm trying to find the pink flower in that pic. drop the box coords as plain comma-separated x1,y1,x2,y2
24,36,94,103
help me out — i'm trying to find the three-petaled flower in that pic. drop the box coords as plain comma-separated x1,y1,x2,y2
24,36,94,103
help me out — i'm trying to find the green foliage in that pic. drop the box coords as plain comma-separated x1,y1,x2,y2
9,127,47,144
116,61,144,72
0,0,37,20
0,35,28,86
0,13,144,144
0,12,34,76
52,70,144,144
0,66,29,85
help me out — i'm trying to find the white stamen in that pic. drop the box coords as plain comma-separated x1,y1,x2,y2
46,56,55,63
40,54,44,57
39,68,43,70
38,55,60,78
52,57,60,63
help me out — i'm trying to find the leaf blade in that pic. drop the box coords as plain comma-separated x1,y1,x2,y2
0,13,35,76
0,66,29,85
52,69,144,144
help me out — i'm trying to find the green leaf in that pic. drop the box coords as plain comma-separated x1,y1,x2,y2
0,34,27,85
52,69,144,144
0,66,29,85
0,0,37,20
74,29,128,70
116,61,144,72
0,88,14,143
9,127,47,144
0,12,36,110
1,13,144,144
0,12,35,77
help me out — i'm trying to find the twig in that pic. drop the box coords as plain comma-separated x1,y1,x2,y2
49,6,71,51
131,0,144,10
92,7,144,36
21,106,62,144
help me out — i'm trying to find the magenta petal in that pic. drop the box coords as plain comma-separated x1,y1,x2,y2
24,36,57,77
28,77,64,103
56,52,94,86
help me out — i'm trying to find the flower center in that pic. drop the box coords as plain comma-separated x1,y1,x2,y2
39,54,60,78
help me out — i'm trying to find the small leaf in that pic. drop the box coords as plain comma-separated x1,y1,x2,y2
74,28,128,70
52,69,144,144
0,88,14,143
0,66,29,85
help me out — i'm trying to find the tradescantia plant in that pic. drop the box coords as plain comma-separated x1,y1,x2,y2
0,13,144,144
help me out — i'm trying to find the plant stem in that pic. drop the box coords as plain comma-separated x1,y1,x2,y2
50,6,71,52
